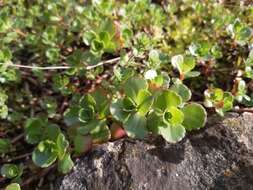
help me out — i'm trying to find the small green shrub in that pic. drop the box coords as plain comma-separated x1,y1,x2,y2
0,0,253,189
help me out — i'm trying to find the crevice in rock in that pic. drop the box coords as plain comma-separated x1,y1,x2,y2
115,140,133,190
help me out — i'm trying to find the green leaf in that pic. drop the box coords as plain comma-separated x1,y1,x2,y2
136,89,151,106
122,97,136,111
46,124,61,141
0,48,12,62
64,106,80,127
110,99,130,122
74,134,92,154
90,89,110,118
154,90,182,111
67,50,89,66
90,124,111,143
46,48,60,63
184,71,200,79
151,75,164,87
235,79,247,102
24,118,45,144
42,97,57,118
136,89,153,115
171,54,184,73
77,120,105,135
171,83,192,102
211,44,222,59
181,56,196,74
171,55,195,74
210,88,224,101
91,39,104,53
121,27,133,42
79,105,95,123
58,153,74,174
237,26,252,43
79,94,96,108
0,138,11,153
149,50,160,65
99,18,116,38
0,104,8,119
223,92,234,112
204,88,223,107
159,123,186,143
182,103,207,131
164,107,184,125
5,183,21,190
246,49,253,66
123,112,148,139
82,30,97,46
1,164,20,179
56,133,69,160
204,88,234,115
147,111,163,134
138,96,154,116
99,31,112,51
32,140,58,168
25,119,61,144
123,77,148,102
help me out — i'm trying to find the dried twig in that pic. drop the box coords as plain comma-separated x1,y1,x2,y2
7,56,122,71
1,152,32,163
232,107,253,113
86,56,121,70
8,64,71,70
11,133,24,144
21,164,56,187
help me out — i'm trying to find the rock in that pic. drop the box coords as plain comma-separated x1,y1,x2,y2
55,113,253,190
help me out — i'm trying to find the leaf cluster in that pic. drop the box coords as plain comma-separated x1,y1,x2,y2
0,0,253,189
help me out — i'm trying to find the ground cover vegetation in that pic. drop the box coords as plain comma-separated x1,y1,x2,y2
0,0,253,189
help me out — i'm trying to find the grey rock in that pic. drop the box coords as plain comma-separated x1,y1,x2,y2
55,113,253,190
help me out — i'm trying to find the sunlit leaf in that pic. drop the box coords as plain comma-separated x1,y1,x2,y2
58,153,74,174
32,140,58,168
154,90,182,111
182,103,207,131
124,112,148,139
123,77,148,102
74,134,92,154
56,133,69,160
110,99,130,122
159,123,186,143
5,183,21,190
171,83,192,102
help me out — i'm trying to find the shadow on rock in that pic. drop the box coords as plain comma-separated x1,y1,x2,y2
147,140,186,164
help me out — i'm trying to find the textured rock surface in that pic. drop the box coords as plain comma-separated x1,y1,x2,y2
55,113,253,190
